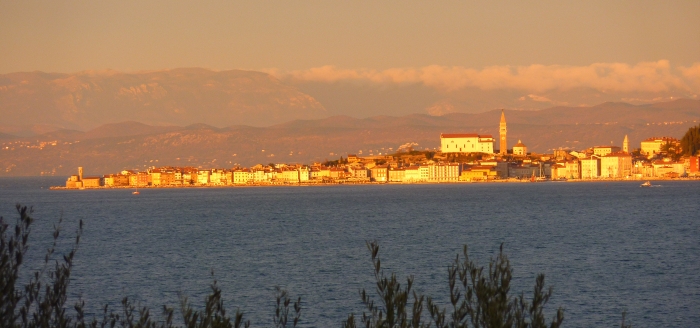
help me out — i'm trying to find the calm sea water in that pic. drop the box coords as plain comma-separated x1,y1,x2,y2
0,177,698,327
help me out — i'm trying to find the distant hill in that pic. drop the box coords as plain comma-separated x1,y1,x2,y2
1,99,698,176
0,68,327,131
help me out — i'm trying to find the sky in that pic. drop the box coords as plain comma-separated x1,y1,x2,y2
2,1,699,72
1,0,699,113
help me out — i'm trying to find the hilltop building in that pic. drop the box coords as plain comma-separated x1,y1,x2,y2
513,140,527,156
593,146,621,157
641,137,679,157
499,109,507,155
440,134,494,154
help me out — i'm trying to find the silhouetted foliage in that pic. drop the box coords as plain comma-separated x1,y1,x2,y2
344,242,564,328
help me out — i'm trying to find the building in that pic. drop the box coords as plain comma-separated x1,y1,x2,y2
388,168,405,182
623,135,629,153
593,146,621,157
65,167,84,188
440,134,494,154
600,152,633,178
459,166,496,181
689,156,699,176
403,166,423,182
550,164,567,180
641,137,680,157
499,109,507,155
370,165,388,182
197,170,210,185
428,163,461,182
581,157,601,179
565,161,581,179
233,169,252,184
652,160,685,177
81,176,101,187
513,140,527,156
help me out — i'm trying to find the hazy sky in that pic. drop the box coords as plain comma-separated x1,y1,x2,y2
1,1,698,73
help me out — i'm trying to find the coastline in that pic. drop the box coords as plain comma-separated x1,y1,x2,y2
48,176,700,190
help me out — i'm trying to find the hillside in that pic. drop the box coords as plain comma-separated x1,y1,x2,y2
0,68,326,130
1,99,698,176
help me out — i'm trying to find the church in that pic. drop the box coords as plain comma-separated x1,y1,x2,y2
440,133,494,153
439,109,507,154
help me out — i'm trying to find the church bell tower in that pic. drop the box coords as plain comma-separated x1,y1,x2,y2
499,109,507,155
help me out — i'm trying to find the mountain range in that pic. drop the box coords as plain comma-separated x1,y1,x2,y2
1,99,698,177
0,68,326,132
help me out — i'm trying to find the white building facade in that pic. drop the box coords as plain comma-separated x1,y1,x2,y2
440,134,494,154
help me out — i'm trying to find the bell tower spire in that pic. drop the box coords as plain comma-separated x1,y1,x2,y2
499,109,507,155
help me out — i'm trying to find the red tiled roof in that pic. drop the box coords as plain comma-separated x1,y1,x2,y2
441,133,479,138
604,152,632,157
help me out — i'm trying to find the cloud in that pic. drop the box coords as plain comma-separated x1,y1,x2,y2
679,63,700,88
270,61,700,94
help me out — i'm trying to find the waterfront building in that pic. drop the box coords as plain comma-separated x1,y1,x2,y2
428,162,461,182
65,167,85,188
351,167,369,179
370,165,388,182
499,109,507,155
388,168,405,182
329,168,345,179
403,166,422,182
508,164,539,179
440,134,494,154
550,163,569,180
581,157,601,179
150,170,162,186
513,140,527,156
233,168,252,184
299,166,311,182
252,169,267,183
550,164,567,180
279,167,300,183
652,160,685,177
565,160,581,179
600,152,633,178
210,169,226,185
81,176,101,187
689,156,699,176
197,170,210,185
103,174,116,187
459,165,496,181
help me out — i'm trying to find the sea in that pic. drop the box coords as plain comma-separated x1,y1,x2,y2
0,177,698,327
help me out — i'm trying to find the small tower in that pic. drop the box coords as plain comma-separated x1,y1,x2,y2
78,167,83,181
623,135,629,153
499,109,507,155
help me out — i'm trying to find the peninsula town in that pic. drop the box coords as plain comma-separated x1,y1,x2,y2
58,111,699,189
